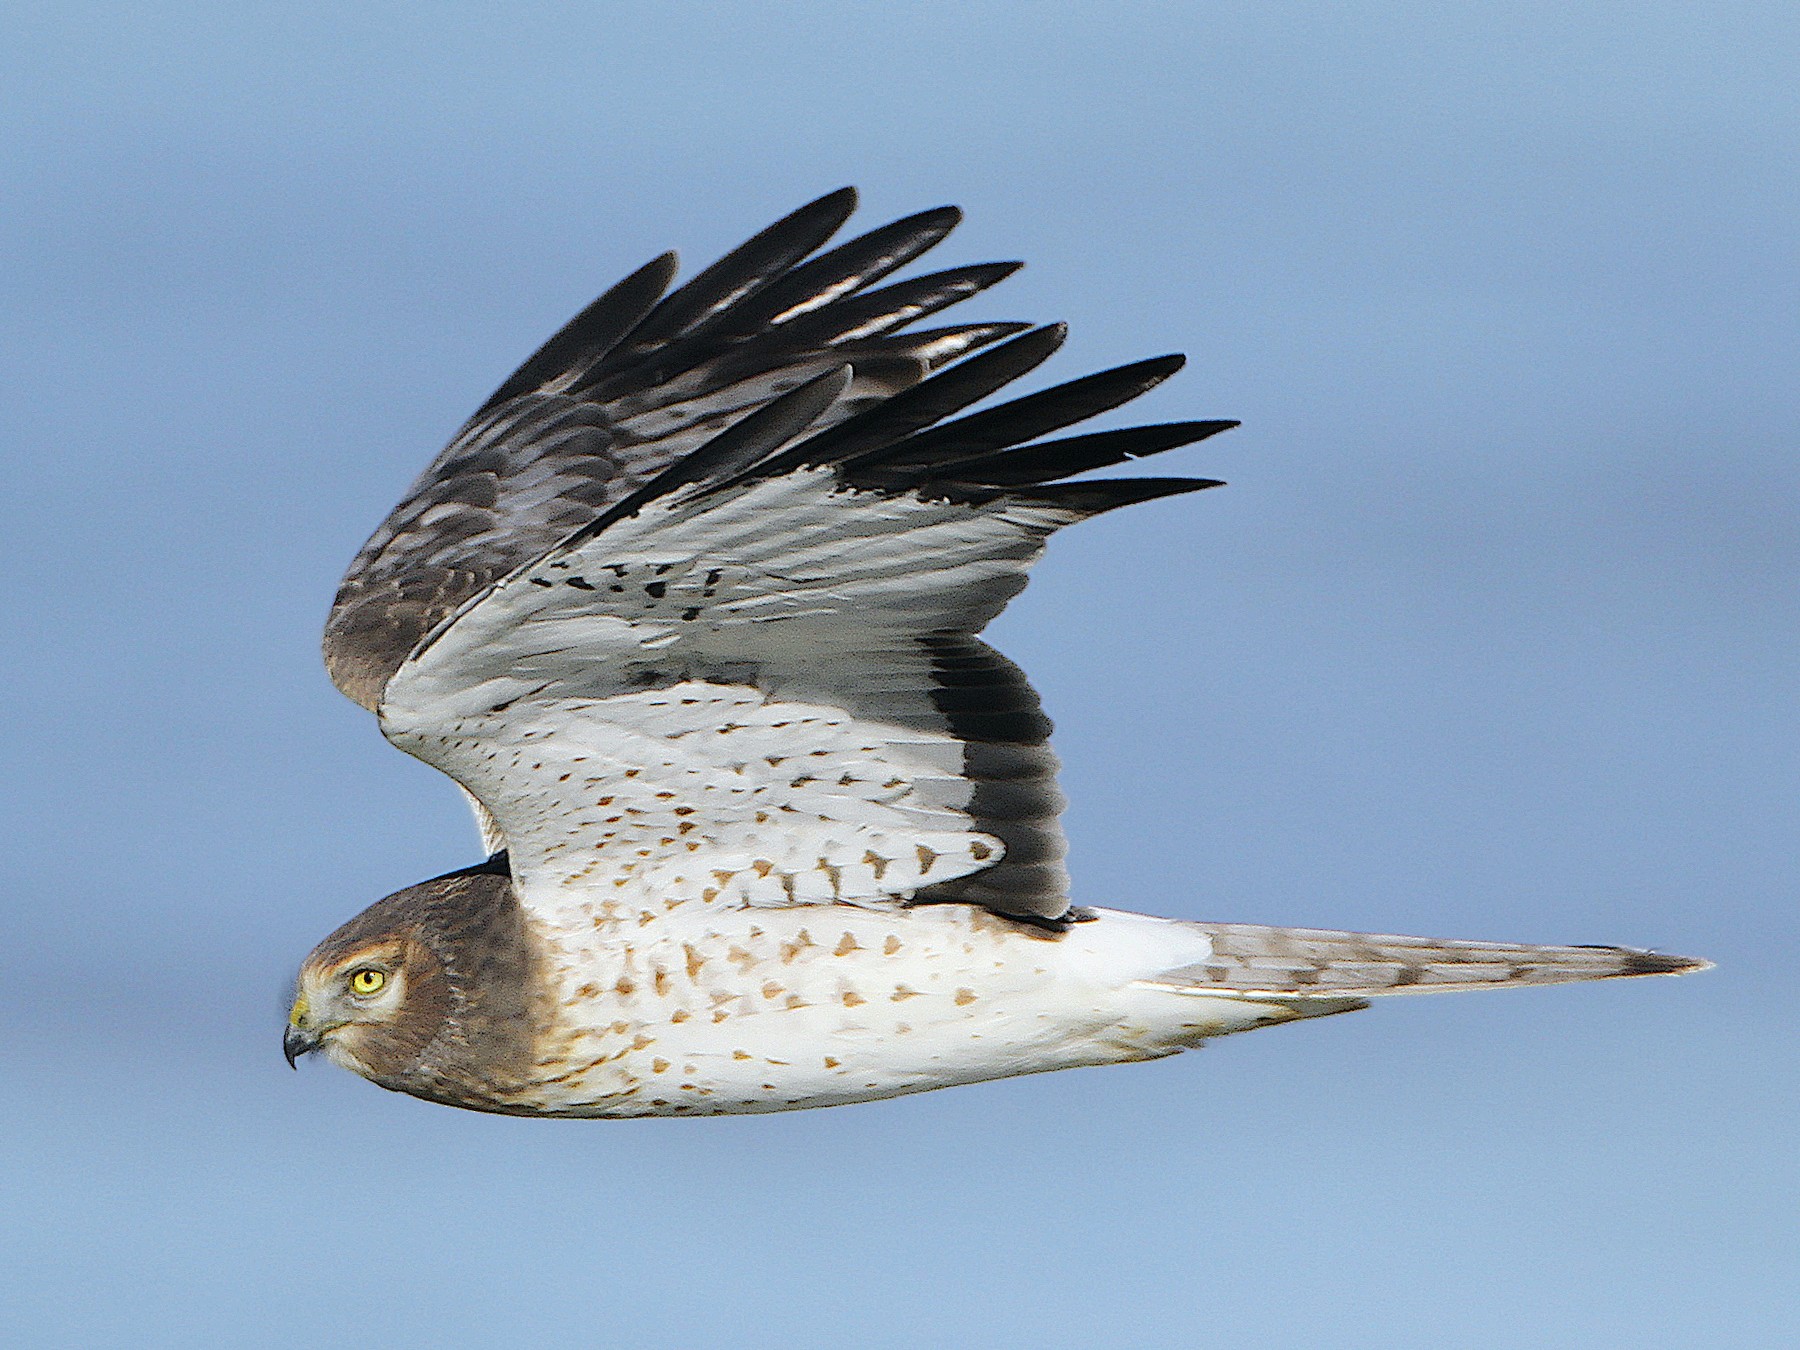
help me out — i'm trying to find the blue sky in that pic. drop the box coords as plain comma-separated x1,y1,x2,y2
3,4,1794,1345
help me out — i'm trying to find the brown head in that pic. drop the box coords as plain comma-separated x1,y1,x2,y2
285,857,546,1110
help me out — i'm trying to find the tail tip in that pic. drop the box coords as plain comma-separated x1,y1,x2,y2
1609,948,1712,977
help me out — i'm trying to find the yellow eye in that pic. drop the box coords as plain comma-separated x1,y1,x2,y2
349,968,387,996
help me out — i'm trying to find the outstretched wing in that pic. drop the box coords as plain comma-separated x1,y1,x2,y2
324,189,1027,711
347,193,1236,925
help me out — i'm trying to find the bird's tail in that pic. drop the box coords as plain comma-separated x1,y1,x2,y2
1147,921,1709,1016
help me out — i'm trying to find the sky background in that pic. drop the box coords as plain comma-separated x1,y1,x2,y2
3,3,1795,1345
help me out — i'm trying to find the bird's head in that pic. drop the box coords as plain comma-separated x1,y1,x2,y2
286,914,453,1082
284,859,542,1108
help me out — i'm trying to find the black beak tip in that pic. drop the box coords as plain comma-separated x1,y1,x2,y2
283,1024,313,1069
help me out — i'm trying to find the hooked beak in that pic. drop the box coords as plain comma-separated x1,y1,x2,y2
284,1021,320,1069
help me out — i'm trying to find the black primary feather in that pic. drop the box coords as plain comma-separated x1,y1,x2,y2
324,190,1230,714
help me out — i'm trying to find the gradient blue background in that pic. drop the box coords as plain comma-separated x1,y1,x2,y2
4,4,1794,1345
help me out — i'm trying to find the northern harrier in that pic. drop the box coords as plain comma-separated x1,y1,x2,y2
285,190,1705,1115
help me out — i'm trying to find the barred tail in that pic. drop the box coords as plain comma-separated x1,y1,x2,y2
1154,922,1709,1002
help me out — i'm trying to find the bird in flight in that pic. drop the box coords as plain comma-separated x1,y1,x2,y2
286,189,1705,1115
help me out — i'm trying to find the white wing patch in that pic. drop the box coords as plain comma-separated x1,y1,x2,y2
379,467,1080,926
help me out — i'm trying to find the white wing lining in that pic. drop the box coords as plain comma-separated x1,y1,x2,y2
379,467,1086,926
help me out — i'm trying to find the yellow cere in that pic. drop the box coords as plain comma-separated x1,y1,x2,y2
350,968,386,996
288,996,309,1027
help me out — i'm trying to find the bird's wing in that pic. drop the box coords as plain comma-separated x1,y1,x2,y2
324,189,1029,711
352,193,1236,926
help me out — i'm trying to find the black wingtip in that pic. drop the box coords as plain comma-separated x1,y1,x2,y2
786,187,859,226
905,203,963,232
1141,352,1187,381
784,187,860,240
1025,476,1226,514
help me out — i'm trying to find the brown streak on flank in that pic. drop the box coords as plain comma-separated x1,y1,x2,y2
652,1058,670,1074
841,990,866,1008
892,985,921,1001
727,946,755,970
761,981,784,1000
834,933,860,956
615,976,636,996
712,1010,729,1023
954,988,978,1006
683,944,706,979
629,1034,655,1051
895,1023,912,1034
670,1009,690,1023
785,994,807,1009
824,1056,840,1069
733,1050,752,1060
575,983,600,999
884,935,902,955
538,1056,610,1086
653,969,670,996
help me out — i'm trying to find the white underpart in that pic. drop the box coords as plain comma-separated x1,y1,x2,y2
513,901,1305,1117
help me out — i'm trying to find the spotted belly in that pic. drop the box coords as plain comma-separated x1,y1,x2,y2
505,901,1167,1117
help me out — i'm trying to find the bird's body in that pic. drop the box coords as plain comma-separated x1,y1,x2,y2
287,189,1704,1114
314,872,1691,1118
471,897,1220,1118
